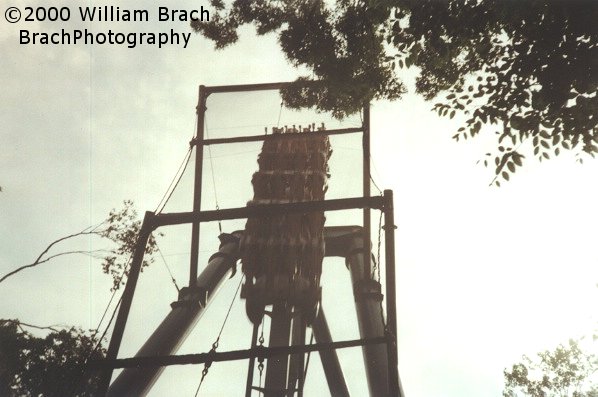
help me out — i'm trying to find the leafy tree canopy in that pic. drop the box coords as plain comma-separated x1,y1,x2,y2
504,338,598,397
0,320,105,396
194,0,597,183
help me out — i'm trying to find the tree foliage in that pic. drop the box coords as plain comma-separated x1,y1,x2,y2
99,200,162,290
0,319,105,396
504,339,598,397
0,200,161,290
194,0,597,183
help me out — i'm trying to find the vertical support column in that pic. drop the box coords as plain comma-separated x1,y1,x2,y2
346,233,388,396
362,103,372,275
189,85,207,286
287,311,306,396
265,304,292,397
97,211,154,395
383,190,400,395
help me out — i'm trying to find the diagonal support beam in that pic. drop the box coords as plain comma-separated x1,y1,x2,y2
311,307,350,397
97,211,154,395
106,232,242,396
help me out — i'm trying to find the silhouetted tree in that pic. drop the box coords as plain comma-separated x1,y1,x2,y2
194,0,597,184
504,338,598,397
0,320,105,396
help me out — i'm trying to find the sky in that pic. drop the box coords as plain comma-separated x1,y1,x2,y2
1,1,598,396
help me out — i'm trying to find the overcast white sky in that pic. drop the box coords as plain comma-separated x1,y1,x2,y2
2,1,598,396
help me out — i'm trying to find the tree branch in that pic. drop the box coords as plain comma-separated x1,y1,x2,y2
0,319,68,333
0,230,101,284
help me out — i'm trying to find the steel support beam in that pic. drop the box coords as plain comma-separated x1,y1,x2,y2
362,103,372,276
97,212,154,395
339,227,389,396
94,201,400,395
311,308,350,397
189,85,207,286
287,311,306,396
105,232,242,396
383,190,403,396
203,80,320,95
324,225,403,396
154,196,384,228
90,337,387,370
264,304,293,397
205,81,294,94
195,127,362,146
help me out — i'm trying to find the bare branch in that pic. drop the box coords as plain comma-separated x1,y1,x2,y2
0,319,69,332
1,201,160,291
0,230,101,284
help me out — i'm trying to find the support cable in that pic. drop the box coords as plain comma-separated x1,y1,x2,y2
372,209,383,282
92,250,134,336
193,275,244,396
370,175,383,196
369,155,384,196
215,275,244,343
204,116,223,234
66,245,137,395
154,116,197,214
258,318,265,396
155,239,180,293
154,146,193,214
